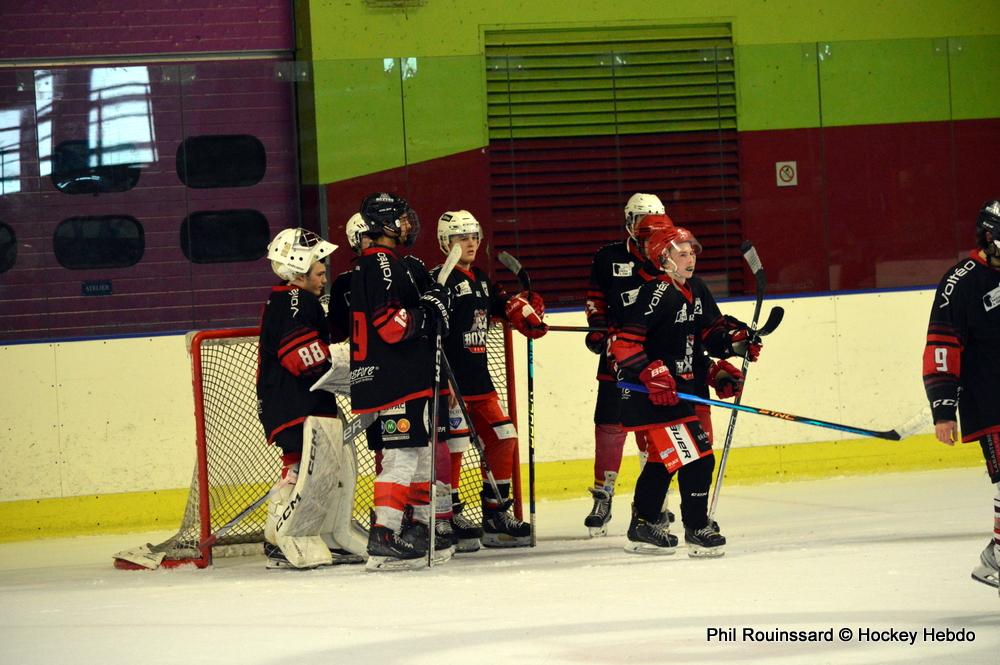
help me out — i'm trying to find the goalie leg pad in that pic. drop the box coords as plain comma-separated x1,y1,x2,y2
319,418,368,559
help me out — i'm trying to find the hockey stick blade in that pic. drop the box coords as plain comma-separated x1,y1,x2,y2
498,250,531,291
617,382,903,440
756,306,784,337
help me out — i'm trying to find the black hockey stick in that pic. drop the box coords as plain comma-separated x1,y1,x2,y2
710,241,768,518
497,250,537,547
546,307,784,336
617,382,922,441
427,243,463,566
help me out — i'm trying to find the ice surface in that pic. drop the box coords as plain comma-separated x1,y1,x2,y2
2,468,998,664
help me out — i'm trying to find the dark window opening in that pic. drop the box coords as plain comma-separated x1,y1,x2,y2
51,140,141,195
176,135,267,188
180,209,269,263
54,216,144,269
0,223,16,273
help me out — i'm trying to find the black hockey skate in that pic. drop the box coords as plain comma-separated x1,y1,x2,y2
365,525,424,572
684,522,726,558
482,504,531,548
585,487,613,537
624,505,677,555
400,516,455,564
971,540,999,592
451,501,483,553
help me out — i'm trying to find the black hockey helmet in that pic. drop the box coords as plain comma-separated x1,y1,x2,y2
359,192,420,247
976,200,1000,254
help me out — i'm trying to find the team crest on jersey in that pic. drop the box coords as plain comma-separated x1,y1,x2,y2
455,281,473,297
674,303,688,323
612,262,634,277
693,298,702,315
463,308,488,353
984,284,1000,312
621,287,640,307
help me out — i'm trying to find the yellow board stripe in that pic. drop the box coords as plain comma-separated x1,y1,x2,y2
0,433,982,543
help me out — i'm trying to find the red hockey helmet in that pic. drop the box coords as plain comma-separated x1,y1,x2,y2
645,226,702,271
632,213,675,262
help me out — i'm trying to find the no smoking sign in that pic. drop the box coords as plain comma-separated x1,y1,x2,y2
775,161,798,187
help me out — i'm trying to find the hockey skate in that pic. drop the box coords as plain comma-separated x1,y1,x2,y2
684,522,726,558
451,501,483,553
399,519,456,564
971,540,999,593
482,505,531,548
585,487,613,537
365,525,425,572
624,504,677,555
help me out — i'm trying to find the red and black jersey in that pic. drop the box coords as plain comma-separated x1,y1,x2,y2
328,268,353,343
349,245,438,413
431,264,508,400
585,239,660,380
611,275,726,429
256,285,338,443
923,250,1000,441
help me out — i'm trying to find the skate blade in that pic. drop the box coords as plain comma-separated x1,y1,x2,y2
365,555,426,572
455,538,481,553
482,533,532,548
431,546,456,563
588,525,609,538
623,541,677,555
330,553,366,565
971,565,999,590
686,545,726,558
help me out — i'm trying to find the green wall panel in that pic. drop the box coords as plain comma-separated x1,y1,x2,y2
313,59,405,185
817,38,951,127
948,35,1000,120
401,56,488,166
737,43,820,131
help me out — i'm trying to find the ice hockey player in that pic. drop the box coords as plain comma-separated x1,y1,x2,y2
582,194,675,537
350,192,456,570
431,210,547,549
923,199,1000,596
611,225,759,557
257,227,367,569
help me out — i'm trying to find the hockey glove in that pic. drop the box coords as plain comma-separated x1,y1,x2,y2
708,359,744,399
419,283,452,337
729,326,762,362
506,291,547,339
585,330,607,355
639,360,679,406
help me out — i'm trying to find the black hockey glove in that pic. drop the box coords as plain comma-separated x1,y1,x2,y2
419,283,452,337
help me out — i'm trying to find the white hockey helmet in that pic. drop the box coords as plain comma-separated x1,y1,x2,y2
266,227,338,282
624,193,665,239
345,212,369,253
437,210,482,255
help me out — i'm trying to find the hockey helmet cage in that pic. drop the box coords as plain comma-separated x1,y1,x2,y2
976,200,1000,253
360,192,420,246
267,228,338,282
437,210,482,255
345,212,369,252
624,193,665,239
645,226,701,272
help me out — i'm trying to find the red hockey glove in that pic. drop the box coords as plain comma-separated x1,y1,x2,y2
585,331,607,355
639,360,678,406
506,291,547,339
728,326,762,362
708,359,744,399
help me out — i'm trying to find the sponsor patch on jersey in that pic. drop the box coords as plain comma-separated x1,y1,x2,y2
381,403,406,416
455,281,473,297
621,287,640,307
350,365,378,385
492,423,517,440
396,418,411,433
612,262,634,277
983,284,1000,312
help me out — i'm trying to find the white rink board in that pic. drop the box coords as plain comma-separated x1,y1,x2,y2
0,288,935,502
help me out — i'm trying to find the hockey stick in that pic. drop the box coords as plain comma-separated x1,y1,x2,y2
617,382,925,441
710,241,767,519
496,250,537,547
546,308,784,337
199,410,380,552
427,243,463,566
438,350,508,507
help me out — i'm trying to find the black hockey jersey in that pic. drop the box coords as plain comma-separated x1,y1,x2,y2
431,264,508,400
256,285,338,443
586,239,660,380
923,250,1000,441
611,275,726,428
349,246,438,413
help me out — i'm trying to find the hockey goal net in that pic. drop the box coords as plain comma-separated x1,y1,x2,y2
114,321,520,569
